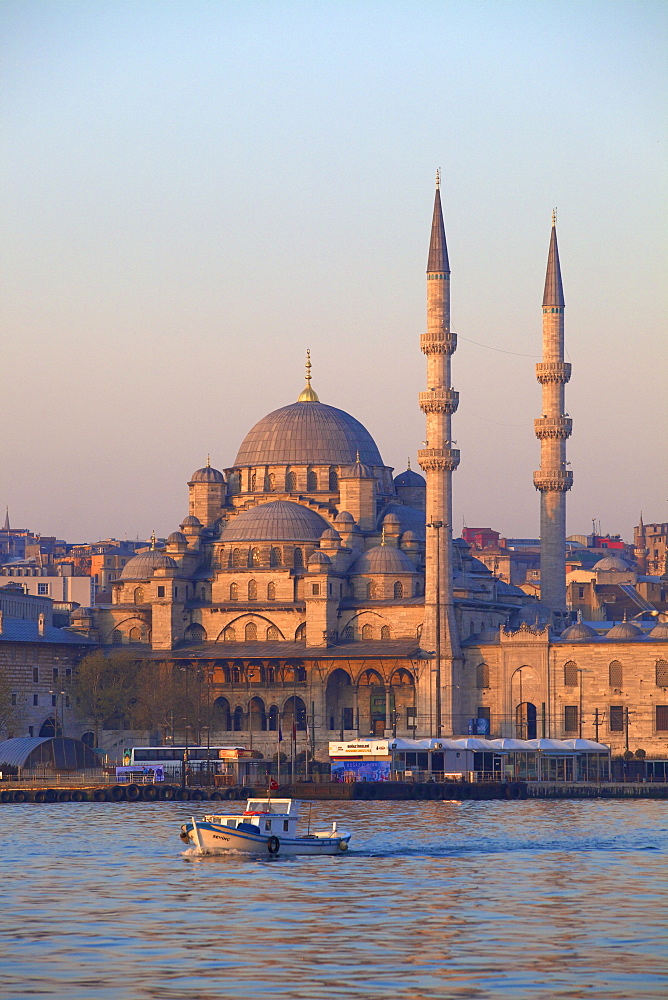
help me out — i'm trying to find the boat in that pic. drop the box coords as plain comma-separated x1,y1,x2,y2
179,797,352,857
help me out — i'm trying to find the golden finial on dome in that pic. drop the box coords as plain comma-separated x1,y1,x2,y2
381,525,386,546
407,457,411,470
206,454,211,467
150,531,156,550
355,450,360,463
297,348,320,402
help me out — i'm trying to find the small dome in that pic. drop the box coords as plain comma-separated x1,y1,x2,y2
190,464,224,484
559,621,598,641
382,513,401,528
341,457,374,479
320,528,341,542
350,544,416,575
376,503,425,539
180,515,202,528
71,607,92,619
167,531,187,545
593,555,630,572
649,622,668,638
120,550,178,581
394,468,426,488
402,530,419,542
308,550,331,566
334,511,355,524
219,500,329,543
606,620,643,639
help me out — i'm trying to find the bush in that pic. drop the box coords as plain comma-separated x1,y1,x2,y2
634,748,646,759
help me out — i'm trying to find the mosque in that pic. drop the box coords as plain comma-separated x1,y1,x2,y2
77,183,668,759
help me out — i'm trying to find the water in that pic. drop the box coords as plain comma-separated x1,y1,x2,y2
1,798,666,1000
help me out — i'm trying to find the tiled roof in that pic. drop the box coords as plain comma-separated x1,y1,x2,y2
147,639,421,661
0,619,94,645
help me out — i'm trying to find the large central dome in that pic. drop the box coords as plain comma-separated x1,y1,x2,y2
233,401,384,468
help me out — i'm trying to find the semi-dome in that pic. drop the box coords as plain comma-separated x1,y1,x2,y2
190,463,224,484
649,622,668,638
120,550,178,580
350,544,416,575
233,401,384,468
606,620,643,639
219,501,329,543
394,468,426,488
559,621,598,641
593,555,630,572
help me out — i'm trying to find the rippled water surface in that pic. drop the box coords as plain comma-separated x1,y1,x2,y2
1,798,667,999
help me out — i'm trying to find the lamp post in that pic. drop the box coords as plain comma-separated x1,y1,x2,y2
426,520,443,738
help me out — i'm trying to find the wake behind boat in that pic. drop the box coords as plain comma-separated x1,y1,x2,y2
180,797,352,857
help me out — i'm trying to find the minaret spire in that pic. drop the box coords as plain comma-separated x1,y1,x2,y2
533,214,572,615
418,176,461,736
3,507,9,532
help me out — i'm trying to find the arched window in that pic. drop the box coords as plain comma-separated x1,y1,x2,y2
609,660,623,688
329,467,338,491
249,547,260,567
224,626,236,642
564,661,578,687
111,630,122,645
248,579,257,601
266,665,276,684
267,625,280,640
270,547,282,567
394,581,404,599
286,471,297,492
245,621,257,641
233,548,245,567
381,625,390,639
343,626,354,640
229,582,238,601
361,623,373,640
250,471,257,492
268,705,279,731
656,660,668,687
293,548,304,570
267,473,276,492
476,663,490,689
232,706,244,731
267,581,276,600
185,623,206,642
295,622,306,641
232,665,241,683
307,469,318,492
128,626,141,643
366,581,375,599
414,581,422,596
212,697,232,731
133,586,144,605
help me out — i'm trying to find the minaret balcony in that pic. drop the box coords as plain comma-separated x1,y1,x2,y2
418,446,460,472
535,361,571,384
420,331,457,355
419,389,459,414
533,470,573,492
533,416,572,439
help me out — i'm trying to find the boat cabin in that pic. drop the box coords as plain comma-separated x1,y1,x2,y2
203,798,301,837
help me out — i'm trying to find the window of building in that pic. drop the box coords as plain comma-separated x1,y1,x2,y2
656,705,668,732
248,579,257,601
53,668,59,681
267,582,276,600
267,626,280,641
157,586,165,598
230,582,238,601
329,467,338,491
563,661,578,687
32,667,38,684
37,583,49,595
250,471,257,492
33,694,38,706
245,622,257,641
51,694,57,707
307,470,318,492
233,548,245,567
267,473,276,492
343,626,354,640
311,584,320,596
366,581,375,599
609,705,625,732
11,693,17,706
249,548,260,568
286,471,297,492
564,706,578,732
393,581,404,599
361,624,373,640
609,661,623,688
270,547,282,567
224,627,236,642
381,626,390,639
476,664,490,690
293,548,304,570
656,660,668,687
134,586,145,605
578,587,585,599
111,630,122,644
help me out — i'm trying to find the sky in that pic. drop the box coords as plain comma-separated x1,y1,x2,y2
1,0,666,545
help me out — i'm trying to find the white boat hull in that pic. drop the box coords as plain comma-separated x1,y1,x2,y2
182,818,351,856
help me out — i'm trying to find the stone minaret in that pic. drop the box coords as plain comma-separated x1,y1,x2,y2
418,174,461,736
533,213,572,613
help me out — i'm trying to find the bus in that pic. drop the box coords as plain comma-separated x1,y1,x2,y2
123,745,253,781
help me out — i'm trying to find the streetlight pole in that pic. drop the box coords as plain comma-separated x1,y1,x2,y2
426,521,443,738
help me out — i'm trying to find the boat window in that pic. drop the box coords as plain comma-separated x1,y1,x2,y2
264,820,271,831
283,820,289,832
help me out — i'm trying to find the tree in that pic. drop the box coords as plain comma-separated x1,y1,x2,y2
68,650,139,748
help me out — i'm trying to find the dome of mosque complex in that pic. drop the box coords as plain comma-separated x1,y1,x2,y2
85,190,667,760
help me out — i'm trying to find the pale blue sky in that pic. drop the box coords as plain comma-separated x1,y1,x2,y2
1,0,666,543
